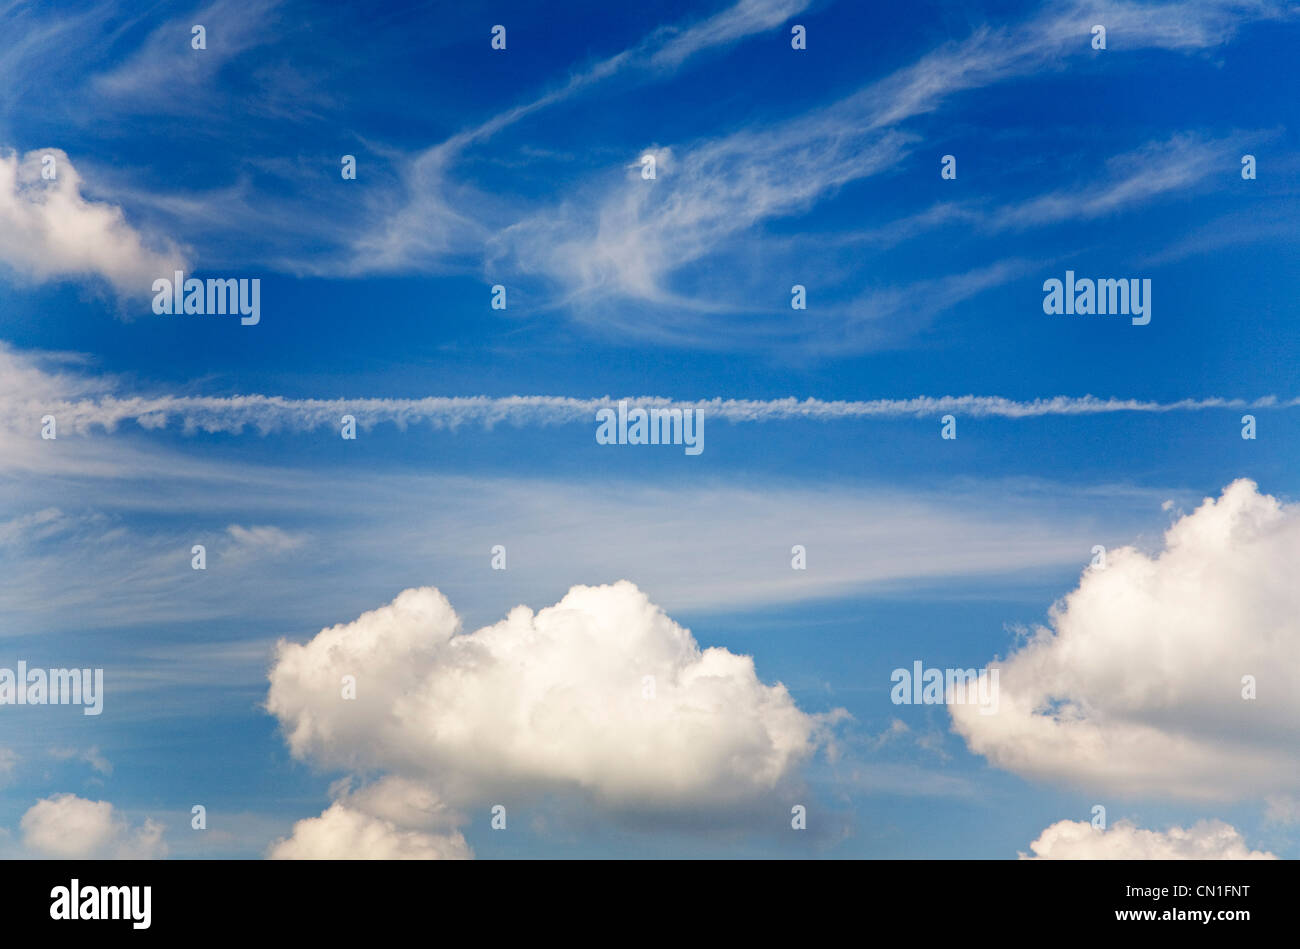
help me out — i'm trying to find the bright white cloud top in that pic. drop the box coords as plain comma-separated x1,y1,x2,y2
268,580,832,804
266,581,837,856
18,793,166,859
0,149,186,296
953,479,1300,800
1021,819,1276,860
269,778,473,861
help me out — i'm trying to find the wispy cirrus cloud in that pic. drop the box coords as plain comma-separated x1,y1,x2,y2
820,132,1269,252
11,0,1283,347
343,0,814,275
485,1,1290,336
329,0,1293,285
987,133,1254,231
92,0,284,109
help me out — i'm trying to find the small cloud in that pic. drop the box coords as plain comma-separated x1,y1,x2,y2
1264,795,1300,825
49,746,113,777
1021,819,1276,860
269,778,471,860
224,524,306,559
0,508,66,545
19,793,166,859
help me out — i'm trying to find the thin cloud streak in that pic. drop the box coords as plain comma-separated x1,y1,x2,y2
21,392,1300,437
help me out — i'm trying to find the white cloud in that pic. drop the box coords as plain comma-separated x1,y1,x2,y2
224,524,306,560
496,0,1290,321
267,581,838,833
1021,819,1276,859
952,479,1300,801
848,133,1253,253
344,0,814,275
0,342,1238,639
93,0,281,108
0,4,110,117
1,465,1158,640
356,0,1288,289
4,340,1296,458
0,149,187,296
0,340,1245,639
268,802,472,860
268,777,471,859
1264,795,1300,824
0,507,67,545
989,134,1246,231
650,0,809,69
496,124,912,315
49,746,113,777
19,793,166,859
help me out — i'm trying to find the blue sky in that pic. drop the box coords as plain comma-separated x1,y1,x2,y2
0,0,1298,859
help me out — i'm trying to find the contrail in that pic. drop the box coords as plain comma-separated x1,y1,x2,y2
22,392,1300,436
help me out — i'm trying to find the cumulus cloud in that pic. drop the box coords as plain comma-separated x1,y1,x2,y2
952,479,1300,801
0,149,187,296
267,581,837,844
269,777,471,859
269,802,471,860
1021,819,1276,860
19,793,166,859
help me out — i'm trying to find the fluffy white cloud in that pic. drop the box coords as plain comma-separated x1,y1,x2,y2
269,777,470,859
1021,819,1276,860
19,793,166,859
267,581,835,833
0,148,186,296
268,803,471,860
952,479,1300,801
